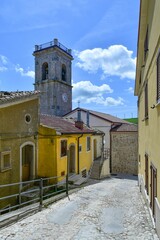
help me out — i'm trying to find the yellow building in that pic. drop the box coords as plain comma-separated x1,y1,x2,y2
38,114,102,182
0,91,40,209
0,91,102,210
135,0,160,236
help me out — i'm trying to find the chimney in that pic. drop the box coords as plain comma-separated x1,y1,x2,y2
86,110,90,127
75,121,83,130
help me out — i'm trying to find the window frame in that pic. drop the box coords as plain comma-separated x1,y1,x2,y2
61,140,67,157
0,151,12,172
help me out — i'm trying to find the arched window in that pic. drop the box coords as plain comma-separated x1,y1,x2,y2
62,64,66,81
42,62,48,80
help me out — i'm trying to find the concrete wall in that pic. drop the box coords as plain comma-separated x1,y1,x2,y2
111,132,138,175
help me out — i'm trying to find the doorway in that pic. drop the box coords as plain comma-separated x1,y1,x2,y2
20,143,35,182
150,164,157,218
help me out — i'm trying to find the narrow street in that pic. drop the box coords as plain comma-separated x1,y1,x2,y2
0,176,159,240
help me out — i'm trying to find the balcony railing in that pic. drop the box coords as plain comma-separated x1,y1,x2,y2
34,38,72,55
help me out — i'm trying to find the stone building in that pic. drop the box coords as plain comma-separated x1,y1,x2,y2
110,123,138,175
33,38,73,116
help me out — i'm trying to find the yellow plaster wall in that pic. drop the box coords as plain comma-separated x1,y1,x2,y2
137,0,160,205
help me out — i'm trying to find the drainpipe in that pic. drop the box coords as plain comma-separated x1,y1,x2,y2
77,134,83,174
101,132,105,164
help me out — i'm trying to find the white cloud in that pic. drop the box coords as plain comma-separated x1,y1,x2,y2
72,80,124,106
0,54,8,72
0,55,8,65
15,65,35,78
75,45,136,80
127,87,134,94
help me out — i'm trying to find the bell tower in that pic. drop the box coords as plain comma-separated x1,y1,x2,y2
33,38,73,116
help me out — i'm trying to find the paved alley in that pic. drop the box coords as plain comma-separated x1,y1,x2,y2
0,176,159,240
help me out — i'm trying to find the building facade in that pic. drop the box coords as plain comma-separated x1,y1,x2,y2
135,0,160,236
33,38,73,116
65,108,138,175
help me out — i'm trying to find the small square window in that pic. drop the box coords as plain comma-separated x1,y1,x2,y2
1,151,11,172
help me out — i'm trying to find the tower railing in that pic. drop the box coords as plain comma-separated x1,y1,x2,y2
34,38,72,55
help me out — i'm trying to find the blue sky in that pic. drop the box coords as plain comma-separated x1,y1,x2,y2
0,0,139,118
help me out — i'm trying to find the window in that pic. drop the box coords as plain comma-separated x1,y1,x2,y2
25,114,31,124
0,151,11,172
145,82,148,118
62,64,66,81
86,137,91,151
61,140,67,157
144,27,148,61
157,52,160,103
42,62,48,80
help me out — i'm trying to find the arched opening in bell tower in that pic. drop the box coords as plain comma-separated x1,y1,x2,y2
62,64,66,81
42,62,48,80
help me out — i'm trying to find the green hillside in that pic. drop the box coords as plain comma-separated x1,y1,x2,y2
124,118,138,124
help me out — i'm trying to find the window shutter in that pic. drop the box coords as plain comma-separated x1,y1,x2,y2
144,28,148,61
145,83,148,118
157,52,160,102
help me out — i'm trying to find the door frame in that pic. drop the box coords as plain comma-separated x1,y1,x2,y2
20,142,35,182
150,163,157,218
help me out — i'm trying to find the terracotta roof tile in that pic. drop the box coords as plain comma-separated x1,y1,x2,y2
0,91,40,104
40,114,96,134
111,123,138,132
65,107,130,124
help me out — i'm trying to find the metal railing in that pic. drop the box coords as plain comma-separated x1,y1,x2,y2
0,175,69,215
35,39,72,55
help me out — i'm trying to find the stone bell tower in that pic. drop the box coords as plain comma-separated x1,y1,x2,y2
33,38,73,116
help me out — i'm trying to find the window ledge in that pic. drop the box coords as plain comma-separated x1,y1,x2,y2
1,167,12,172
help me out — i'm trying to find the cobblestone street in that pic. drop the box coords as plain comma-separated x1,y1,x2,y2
0,176,159,240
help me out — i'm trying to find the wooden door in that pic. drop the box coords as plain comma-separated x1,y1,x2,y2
150,164,157,218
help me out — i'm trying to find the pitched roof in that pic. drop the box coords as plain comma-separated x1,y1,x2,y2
40,114,97,134
111,123,138,132
65,107,129,124
0,91,40,105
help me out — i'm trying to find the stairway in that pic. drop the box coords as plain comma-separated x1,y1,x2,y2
90,158,102,180
68,174,87,186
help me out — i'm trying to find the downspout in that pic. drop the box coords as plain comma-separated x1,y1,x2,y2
101,132,105,164
77,134,83,174
110,123,114,173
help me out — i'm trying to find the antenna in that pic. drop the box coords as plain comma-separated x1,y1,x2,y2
78,100,80,108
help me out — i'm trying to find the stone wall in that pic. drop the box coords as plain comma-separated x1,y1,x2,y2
111,132,138,175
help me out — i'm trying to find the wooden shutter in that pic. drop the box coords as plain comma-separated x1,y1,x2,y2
144,28,148,61
145,82,148,118
157,52,160,102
